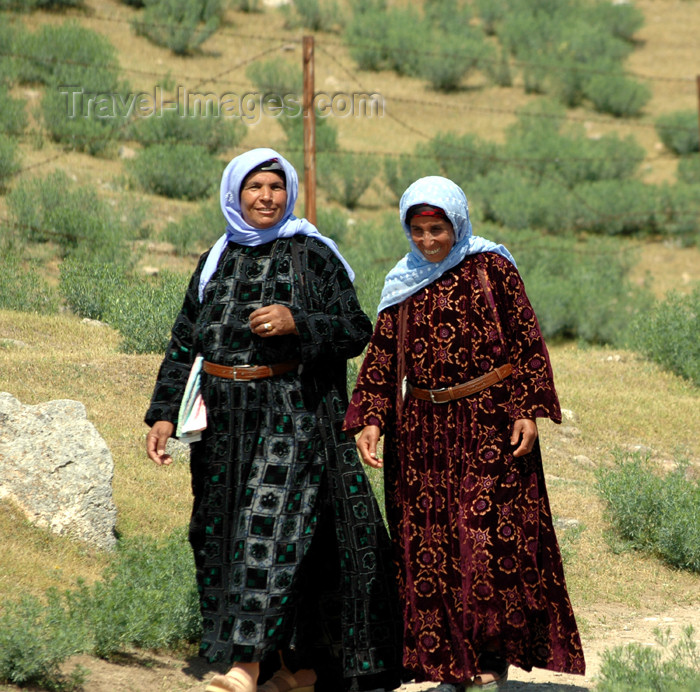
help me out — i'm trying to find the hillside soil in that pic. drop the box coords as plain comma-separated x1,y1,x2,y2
0,604,694,691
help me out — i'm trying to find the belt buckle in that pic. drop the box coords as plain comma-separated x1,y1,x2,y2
232,365,253,381
429,386,449,404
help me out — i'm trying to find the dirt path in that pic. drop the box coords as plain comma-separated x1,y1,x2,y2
3,604,694,692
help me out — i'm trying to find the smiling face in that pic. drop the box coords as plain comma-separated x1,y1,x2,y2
240,171,287,229
409,215,456,263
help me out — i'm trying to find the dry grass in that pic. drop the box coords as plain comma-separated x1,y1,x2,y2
1,0,699,652
1,315,194,529
538,343,700,615
1,310,698,619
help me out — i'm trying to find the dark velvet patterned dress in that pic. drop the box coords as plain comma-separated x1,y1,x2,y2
344,252,585,684
146,236,403,692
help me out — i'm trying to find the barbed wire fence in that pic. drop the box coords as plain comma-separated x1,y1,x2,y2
1,5,698,252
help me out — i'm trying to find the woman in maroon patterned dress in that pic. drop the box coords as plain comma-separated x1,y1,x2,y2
343,176,585,691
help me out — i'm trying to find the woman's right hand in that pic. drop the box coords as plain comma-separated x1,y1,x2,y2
146,421,175,466
356,425,383,469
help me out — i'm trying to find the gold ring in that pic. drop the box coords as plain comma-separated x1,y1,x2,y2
264,322,272,331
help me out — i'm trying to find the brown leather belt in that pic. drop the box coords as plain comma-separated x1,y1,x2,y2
202,360,300,381
407,363,513,404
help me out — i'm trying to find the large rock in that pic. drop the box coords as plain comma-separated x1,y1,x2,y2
0,393,117,550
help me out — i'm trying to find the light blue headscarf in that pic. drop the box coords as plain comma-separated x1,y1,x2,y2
198,147,354,301
376,176,516,313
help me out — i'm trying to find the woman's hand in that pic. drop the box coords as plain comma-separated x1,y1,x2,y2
511,418,538,457
249,304,298,337
356,425,383,469
146,421,175,466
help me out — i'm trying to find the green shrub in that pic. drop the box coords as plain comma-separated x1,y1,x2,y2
61,258,188,353
75,530,200,656
283,0,343,32
104,270,189,354
342,213,406,315
6,170,136,263
348,0,386,13
0,133,20,191
0,0,85,9
0,251,60,314
345,1,491,90
482,46,512,87
230,0,262,10
381,7,425,77
495,0,645,111
41,83,127,156
677,155,700,185
474,0,508,35
503,101,644,187
246,57,303,105
584,70,651,117
504,229,649,344
471,170,577,233
0,86,27,135
584,0,644,42
0,22,18,86
15,21,119,86
596,451,700,572
0,529,199,689
317,150,378,209
416,28,491,92
162,197,224,256
345,8,392,71
60,259,129,321
314,206,348,244
548,23,631,107
419,132,499,188
133,0,222,55
598,626,700,692
14,22,128,153
655,110,699,156
573,180,658,236
113,275,185,354
0,592,86,691
654,182,700,243
424,0,472,33
128,104,245,153
518,49,549,95
279,110,338,172
129,144,221,200
383,153,438,203
629,285,700,386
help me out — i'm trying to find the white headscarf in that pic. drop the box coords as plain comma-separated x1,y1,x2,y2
376,176,516,313
198,148,354,301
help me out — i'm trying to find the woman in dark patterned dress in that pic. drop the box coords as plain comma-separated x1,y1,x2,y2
343,176,585,691
146,149,403,692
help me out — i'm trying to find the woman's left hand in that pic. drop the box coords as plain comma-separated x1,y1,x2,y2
249,304,298,337
511,418,538,457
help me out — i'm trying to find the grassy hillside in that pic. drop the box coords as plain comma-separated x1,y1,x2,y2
0,0,699,687
1,308,698,618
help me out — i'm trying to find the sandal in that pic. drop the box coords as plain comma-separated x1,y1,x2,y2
206,668,256,692
256,667,316,692
424,684,469,692
473,652,509,689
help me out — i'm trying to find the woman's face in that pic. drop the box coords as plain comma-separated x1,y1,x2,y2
240,171,287,229
409,215,456,263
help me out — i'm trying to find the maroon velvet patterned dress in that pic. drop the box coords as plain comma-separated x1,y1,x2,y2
344,251,585,684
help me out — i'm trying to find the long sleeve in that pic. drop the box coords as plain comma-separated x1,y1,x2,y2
144,255,206,426
291,238,373,366
483,253,562,424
